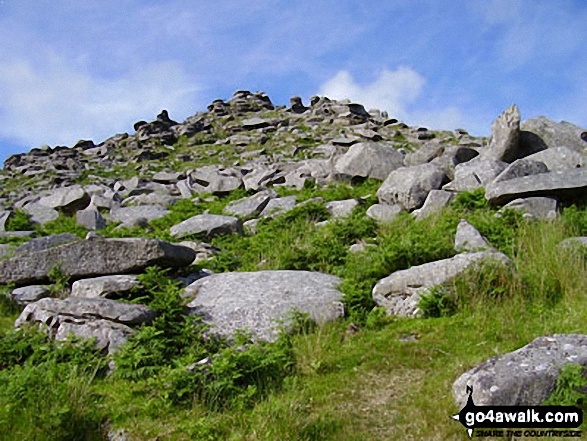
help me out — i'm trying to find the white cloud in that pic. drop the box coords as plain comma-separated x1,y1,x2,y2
318,67,485,133
319,67,425,119
0,54,201,149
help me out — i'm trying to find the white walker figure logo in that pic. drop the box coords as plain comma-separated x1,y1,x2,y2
451,386,583,438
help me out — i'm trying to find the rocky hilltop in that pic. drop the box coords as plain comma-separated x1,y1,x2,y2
1,91,587,439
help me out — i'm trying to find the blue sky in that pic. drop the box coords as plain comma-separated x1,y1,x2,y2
1,0,586,165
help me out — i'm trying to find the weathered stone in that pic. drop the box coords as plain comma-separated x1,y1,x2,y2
185,270,344,341
325,199,360,218
404,140,446,167
412,190,455,220
453,334,587,407
520,116,587,155
259,196,297,218
443,159,507,192
492,158,549,183
0,238,195,286
333,142,404,181
56,320,134,354
560,237,587,250
170,214,243,239
500,197,559,220
366,204,402,223
482,104,521,163
152,171,185,184
455,220,490,252
243,219,260,235
16,297,155,327
485,169,587,205
121,192,179,208
376,164,447,210
76,205,106,230
373,251,510,317
38,185,91,215
108,205,170,227
11,285,51,305
71,275,139,299
242,117,270,130
190,166,243,194
22,203,59,225
524,146,587,172
243,168,280,191
15,233,78,255
0,210,12,231
224,192,273,218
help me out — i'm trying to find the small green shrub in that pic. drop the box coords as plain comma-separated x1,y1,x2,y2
418,286,457,318
453,188,488,210
543,364,587,411
4,209,34,231
38,214,87,238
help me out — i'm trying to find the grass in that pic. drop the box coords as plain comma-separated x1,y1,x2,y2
0,181,586,439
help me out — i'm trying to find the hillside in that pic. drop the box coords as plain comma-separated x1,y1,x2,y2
1,91,587,440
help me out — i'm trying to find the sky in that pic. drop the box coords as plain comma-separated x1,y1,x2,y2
0,0,586,165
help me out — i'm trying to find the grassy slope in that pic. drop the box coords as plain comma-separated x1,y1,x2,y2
1,182,587,440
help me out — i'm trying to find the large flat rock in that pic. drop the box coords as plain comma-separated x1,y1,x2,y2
453,334,587,407
0,237,195,286
185,270,344,341
485,169,587,205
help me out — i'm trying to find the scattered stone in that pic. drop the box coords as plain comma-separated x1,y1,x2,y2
108,205,170,227
170,214,243,239
242,117,271,130
412,190,455,220
224,192,273,218
366,204,402,223
176,241,220,263
492,158,549,183
524,146,587,172
37,185,91,215
454,220,490,252
0,210,13,231
372,251,510,317
76,205,106,230
0,238,195,286
325,199,360,218
520,117,587,155
481,104,521,163
485,169,587,205
453,334,587,407
259,196,297,218
559,237,587,250
185,270,344,341
376,164,447,210
333,142,404,181
10,285,51,305
443,159,507,192
152,171,185,184
499,197,559,220
22,203,59,225
71,275,139,299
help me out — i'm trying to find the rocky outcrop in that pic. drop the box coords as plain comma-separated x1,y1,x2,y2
481,104,521,163
184,270,344,341
372,251,510,317
453,334,587,407
170,214,243,239
485,168,587,205
376,164,447,211
15,297,155,354
333,142,404,181
0,238,195,286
